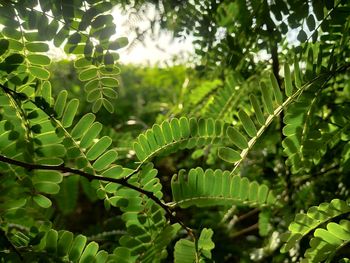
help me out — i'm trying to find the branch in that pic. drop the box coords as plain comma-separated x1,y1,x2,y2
0,154,194,238
235,208,260,224
230,223,258,239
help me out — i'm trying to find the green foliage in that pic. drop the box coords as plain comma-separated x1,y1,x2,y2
281,199,350,262
174,228,215,263
171,168,276,208
133,117,227,163
281,199,350,252
0,1,350,262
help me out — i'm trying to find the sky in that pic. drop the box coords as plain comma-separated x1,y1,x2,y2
47,6,194,65
111,7,194,65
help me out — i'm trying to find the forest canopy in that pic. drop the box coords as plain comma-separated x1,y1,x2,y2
0,0,350,262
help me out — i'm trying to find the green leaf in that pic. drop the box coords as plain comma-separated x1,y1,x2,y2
62,99,79,128
54,90,68,118
87,89,100,102
93,149,118,171
102,165,126,179
260,81,274,115
86,136,112,160
134,142,147,161
259,210,270,236
0,39,10,56
198,228,215,250
297,29,307,43
238,110,257,137
161,121,173,144
33,171,62,184
306,15,316,31
227,126,248,149
95,251,108,263
0,53,24,73
75,57,91,68
45,229,58,253
102,98,114,113
7,39,24,51
69,235,87,261
218,147,241,163
57,231,74,256
27,54,51,65
54,26,69,47
79,242,99,263
174,239,196,263
2,27,21,39
294,56,302,89
179,117,190,138
28,66,50,79
33,194,52,208
92,99,102,113
269,73,283,105
170,118,182,140
80,122,103,149
55,176,79,215
37,144,66,157
249,95,265,125
104,52,114,66
327,222,350,240
258,184,269,203
79,67,98,81
26,42,49,52
108,37,128,50
312,1,324,20
34,182,60,194
68,32,81,45
239,177,249,200
91,14,113,28
71,113,96,139
314,229,342,246
102,88,118,99
100,77,119,87
284,63,293,97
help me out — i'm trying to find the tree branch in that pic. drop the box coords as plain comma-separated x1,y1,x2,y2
0,154,194,238
230,223,258,239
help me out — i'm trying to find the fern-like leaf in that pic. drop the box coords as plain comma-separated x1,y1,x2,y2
216,61,335,177
171,168,276,208
301,220,350,262
280,199,350,253
40,229,110,262
133,117,228,163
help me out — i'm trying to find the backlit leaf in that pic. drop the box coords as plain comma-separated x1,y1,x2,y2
218,147,241,163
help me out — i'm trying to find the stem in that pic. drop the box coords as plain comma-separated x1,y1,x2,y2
235,208,260,224
230,223,258,239
230,63,350,176
0,154,194,238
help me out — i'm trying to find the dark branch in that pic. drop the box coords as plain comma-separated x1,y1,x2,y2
230,223,259,239
0,154,194,238
235,208,260,224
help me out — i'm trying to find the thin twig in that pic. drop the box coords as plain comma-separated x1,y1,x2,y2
235,208,260,224
230,223,259,239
